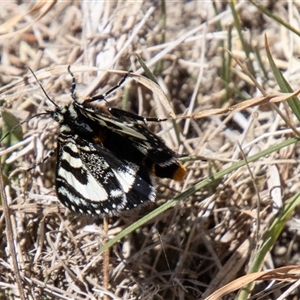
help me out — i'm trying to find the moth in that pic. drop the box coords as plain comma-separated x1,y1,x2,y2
4,67,186,216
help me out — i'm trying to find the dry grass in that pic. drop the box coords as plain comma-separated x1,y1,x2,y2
1,1,300,299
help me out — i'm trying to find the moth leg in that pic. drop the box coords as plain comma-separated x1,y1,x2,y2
26,148,57,172
107,107,167,123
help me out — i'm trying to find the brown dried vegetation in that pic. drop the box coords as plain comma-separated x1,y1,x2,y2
1,1,300,299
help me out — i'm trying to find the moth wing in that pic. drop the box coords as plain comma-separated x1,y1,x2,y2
56,137,155,216
87,112,186,180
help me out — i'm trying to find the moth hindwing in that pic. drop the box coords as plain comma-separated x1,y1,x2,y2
33,67,187,216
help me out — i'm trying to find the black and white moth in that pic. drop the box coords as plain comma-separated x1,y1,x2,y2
6,67,187,216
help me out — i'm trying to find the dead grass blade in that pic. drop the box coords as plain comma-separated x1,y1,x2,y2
0,0,56,39
129,72,176,118
206,265,300,300
0,160,25,300
182,90,300,119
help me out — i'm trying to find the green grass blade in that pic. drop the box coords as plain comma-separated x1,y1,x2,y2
249,0,300,37
238,192,300,299
265,35,300,122
99,137,300,253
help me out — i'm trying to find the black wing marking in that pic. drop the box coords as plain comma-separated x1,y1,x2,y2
76,103,186,181
56,135,155,216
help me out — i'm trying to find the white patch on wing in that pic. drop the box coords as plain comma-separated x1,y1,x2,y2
58,167,108,201
115,122,147,140
93,114,148,140
58,143,108,201
60,145,82,167
111,164,137,193
110,189,124,199
58,186,84,208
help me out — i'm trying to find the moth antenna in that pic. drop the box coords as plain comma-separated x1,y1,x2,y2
67,65,77,101
28,67,59,108
1,68,57,144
